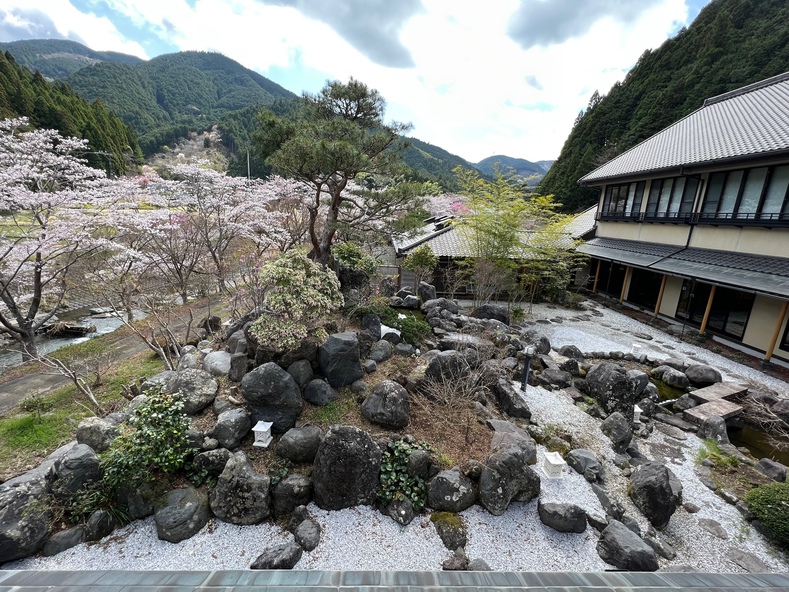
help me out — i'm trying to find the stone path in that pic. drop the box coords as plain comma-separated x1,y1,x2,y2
683,383,747,425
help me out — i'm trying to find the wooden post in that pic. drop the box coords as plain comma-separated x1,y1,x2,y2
699,284,717,334
592,259,602,293
653,274,667,318
619,266,631,303
765,300,789,362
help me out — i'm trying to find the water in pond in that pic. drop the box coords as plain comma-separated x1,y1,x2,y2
651,378,687,402
729,423,789,466
0,307,137,375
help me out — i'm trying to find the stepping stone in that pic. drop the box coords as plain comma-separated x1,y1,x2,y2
688,383,748,404
654,423,687,441
654,413,698,433
684,399,743,425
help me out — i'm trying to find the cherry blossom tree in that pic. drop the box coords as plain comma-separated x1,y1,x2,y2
0,118,108,358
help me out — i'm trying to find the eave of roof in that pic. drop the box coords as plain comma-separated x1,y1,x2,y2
579,237,789,299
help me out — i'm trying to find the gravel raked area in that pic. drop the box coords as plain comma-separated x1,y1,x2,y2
4,299,789,572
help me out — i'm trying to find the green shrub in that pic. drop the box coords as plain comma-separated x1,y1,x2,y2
101,388,198,491
745,482,789,545
378,439,431,511
354,297,430,344
334,241,379,275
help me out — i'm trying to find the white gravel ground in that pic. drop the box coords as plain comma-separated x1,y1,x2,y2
4,299,789,572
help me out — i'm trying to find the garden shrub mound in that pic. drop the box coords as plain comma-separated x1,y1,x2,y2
746,482,789,547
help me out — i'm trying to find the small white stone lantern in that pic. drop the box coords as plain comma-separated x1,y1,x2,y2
542,451,566,479
252,420,273,448
633,404,643,426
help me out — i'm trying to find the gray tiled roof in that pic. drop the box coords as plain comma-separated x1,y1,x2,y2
2,570,789,591
580,71,789,184
395,209,591,259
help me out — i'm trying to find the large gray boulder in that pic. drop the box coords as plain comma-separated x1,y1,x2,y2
358,314,381,357
651,365,690,389
421,298,461,315
75,417,118,453
538,500,587,533
0,476,51,562
312,425,381,510
585,362,643,421
685,364,722,387
317,332,364,387
286,359,314,390
141,370,177,394
154,487,210,543
303,379,339,406
597,520,659,571
170,369,218,415
203,351,232,377
492,378,532,420
241,362,304,432
418,282,437,302
471,303,509,325
212,407,252,449
537,367,574,389
49,444,101,501
43,525,86,557
293,518,321,551
277,425,324,464
566,449,603,482
251,542,303,569
272,473,313,516
697,415,730,446
192,448,232,478
361,380,410,429
600,412,632,454
488,419,537,464
209,452,271,525
426,468,476,512
629,462,682,529
479,446,541,515
425,350,472,382
368,340,394,363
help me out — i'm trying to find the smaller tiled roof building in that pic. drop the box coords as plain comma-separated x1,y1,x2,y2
578,71,789,365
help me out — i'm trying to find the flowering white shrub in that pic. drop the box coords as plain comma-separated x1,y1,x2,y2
249,250,344,352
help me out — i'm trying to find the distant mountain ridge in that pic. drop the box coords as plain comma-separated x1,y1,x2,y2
474,155,553,185
2,38,547,189
0,39,142,79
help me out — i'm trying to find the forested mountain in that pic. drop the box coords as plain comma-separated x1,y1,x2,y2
0,39,142,80
540,0,789,213
400,137,481,190
64,50,298,155
475,155,551,185
0,50,142,175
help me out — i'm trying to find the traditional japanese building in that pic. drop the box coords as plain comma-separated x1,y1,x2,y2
578,71,789,366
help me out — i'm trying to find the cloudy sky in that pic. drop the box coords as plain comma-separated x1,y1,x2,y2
1,0,712,163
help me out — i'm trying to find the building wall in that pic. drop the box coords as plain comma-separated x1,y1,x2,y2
743,295,786,354
689,227,789,259
659,275,683,317
596,221,690,245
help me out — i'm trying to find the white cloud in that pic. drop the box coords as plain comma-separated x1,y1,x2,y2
3,0,149,58
2,0,699,163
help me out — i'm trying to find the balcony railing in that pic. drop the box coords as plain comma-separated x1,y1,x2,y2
597,210,789,227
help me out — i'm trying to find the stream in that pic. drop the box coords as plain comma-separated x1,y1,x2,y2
0,307,133,375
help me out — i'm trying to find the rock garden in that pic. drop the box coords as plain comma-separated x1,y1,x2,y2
3,281,789,573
